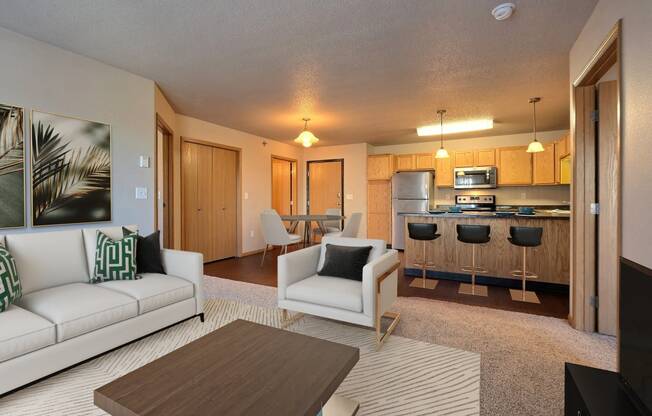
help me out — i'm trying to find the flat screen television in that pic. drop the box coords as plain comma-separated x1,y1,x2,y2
620,257,652,414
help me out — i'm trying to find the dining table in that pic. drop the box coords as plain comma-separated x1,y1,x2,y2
280,214,345,245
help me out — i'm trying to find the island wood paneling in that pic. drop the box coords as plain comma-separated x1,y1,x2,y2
403,215,570,285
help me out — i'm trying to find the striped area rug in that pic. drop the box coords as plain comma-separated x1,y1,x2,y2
0,299,480,416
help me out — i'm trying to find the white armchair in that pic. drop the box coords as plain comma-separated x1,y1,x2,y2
278,236,400,348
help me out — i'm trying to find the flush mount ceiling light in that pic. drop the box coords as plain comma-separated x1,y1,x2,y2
434,109,450,159
491,3,516,20
417,118,494,137
294,118,319,148
526,97,545,153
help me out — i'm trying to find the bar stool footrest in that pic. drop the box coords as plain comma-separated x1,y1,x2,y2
461,265,489,274
510,270,538,279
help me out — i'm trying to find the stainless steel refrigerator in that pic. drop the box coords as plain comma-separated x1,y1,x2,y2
391,171,436,249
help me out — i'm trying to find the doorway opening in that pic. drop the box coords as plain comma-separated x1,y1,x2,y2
571,20,621,336
307,159,344,239
155,115,174,249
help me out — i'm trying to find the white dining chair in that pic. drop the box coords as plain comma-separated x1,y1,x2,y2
326,212,362,238
323,208,343,234
260,209,303,266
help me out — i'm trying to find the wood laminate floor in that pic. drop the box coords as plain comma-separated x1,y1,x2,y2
204,245,570,319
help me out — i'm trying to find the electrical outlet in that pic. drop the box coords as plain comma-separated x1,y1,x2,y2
346,194,353,200
135,187,148,200
139,156,150,168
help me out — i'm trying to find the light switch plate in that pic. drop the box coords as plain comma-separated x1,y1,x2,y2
139,156,150,168
135,187,148,200
244,192,249,200
346,194,354,200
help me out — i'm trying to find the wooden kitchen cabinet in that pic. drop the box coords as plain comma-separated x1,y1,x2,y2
415,153,435,170
557,133,570,158
395,154,416,171
367,154,394,180
474,149,496,166
533,143,556,185
435,156,454,187
497,146,532,185
367,180,391,242
453,151,474,167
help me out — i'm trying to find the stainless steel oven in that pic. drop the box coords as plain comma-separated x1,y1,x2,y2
454,166,497,189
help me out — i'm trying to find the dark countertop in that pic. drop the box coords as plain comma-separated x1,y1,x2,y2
400,211,570,219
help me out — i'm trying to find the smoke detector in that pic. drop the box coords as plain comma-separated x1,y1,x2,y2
491,3,516,20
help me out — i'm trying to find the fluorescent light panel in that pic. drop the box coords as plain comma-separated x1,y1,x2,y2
417,119,494,136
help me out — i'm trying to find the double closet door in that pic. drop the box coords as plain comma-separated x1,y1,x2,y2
182,140,237,262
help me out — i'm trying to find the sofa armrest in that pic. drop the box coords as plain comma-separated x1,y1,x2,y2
161,249,204,315
362,249,400,317
277,245,321,302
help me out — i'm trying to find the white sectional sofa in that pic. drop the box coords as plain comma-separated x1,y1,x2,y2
0,225,204,395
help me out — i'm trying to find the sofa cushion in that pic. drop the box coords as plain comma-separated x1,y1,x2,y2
0,235,5,248
16,283,138,342
0,246,22,312
286,275,363,313
82,225,138,277
0,304,55,362
99,273,193,314
122,228,165,275
5,230,88,295
318,237,386,271
92,231,138,283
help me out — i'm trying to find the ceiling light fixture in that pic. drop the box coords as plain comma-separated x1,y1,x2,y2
491,3,516,21
417,118,494,137
526,97,545,153
294,118,319,148
434,109,450,159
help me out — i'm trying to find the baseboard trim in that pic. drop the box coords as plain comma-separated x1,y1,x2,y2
0,313,205,399
240,248,264,257
403,268,569,294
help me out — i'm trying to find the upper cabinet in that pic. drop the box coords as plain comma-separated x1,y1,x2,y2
497,146,533,185
474,149,496,167
557,134,570,158
394,154,415,171
435,157,454,187
367,154,394,180
453,151,474,168
415,153,435,170
533,143,556,185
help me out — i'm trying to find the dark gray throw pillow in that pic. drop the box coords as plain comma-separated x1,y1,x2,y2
122,227,165,275
317,244,373,281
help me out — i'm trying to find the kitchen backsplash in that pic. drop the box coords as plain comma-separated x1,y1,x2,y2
435,185,570,206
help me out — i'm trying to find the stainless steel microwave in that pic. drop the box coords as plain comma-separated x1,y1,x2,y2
454,166,497,189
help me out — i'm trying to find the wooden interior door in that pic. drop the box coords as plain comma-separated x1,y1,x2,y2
597,80,619,336
182,141,202,255
272,158,294,216
308,160,343,225
196,144,215,261
160,132,172,248
212,147,238,261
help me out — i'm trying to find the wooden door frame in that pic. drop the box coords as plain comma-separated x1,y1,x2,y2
155,114,174,248
306,159,345,228
570,20,621,333
271,155,298,215
180,136,243,258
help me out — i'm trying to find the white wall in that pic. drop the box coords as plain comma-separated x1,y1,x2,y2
570,0,652,268
302,143,368,238
0,27,156,234
174,115,304,254
372,130,571,206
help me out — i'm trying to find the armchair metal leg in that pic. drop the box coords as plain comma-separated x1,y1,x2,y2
260,244,269,266
375,261,402,350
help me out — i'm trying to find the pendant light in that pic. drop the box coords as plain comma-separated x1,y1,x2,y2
434,109,450,159
294,118,319,148
526,97,545,153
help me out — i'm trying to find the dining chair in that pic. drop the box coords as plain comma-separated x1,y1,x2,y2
323,208,343,234
326,212,362,238
259,209,303,266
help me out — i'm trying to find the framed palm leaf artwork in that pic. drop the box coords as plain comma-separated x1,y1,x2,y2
31,111,111,226
0,103,25,229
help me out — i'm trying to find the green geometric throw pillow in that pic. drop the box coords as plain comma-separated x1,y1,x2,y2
0,246,21,313
92,231,138,283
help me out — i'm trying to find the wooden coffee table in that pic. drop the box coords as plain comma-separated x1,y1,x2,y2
94,319,360,416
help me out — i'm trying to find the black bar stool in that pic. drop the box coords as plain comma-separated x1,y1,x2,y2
407,223,440,290
456,224,490,297
508,226,543,304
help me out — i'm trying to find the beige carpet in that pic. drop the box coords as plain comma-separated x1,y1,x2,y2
0,298,480,416
204,276,617,416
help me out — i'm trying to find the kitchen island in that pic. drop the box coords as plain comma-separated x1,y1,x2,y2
402,212,570,289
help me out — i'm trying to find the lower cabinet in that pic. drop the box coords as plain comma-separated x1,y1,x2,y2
367,180,391,243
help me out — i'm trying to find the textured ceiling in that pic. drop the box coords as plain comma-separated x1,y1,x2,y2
0,0,597,146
